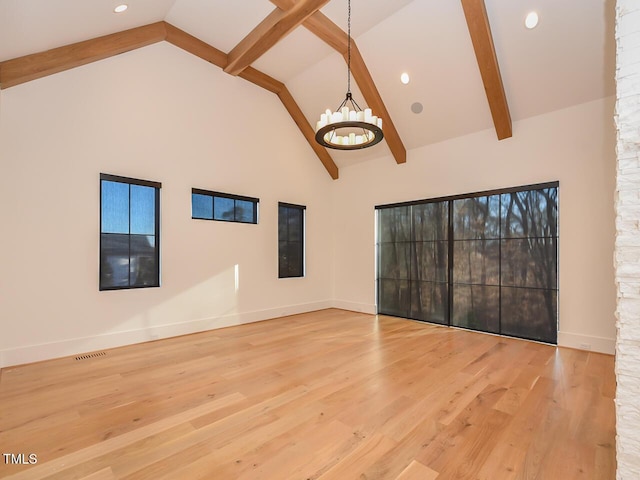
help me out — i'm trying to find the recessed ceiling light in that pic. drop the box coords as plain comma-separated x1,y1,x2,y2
525,11,539,29
400,72,410,85
114,4,128,13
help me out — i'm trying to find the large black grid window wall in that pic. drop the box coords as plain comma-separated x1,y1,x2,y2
191,188,259,224
100,174,161,291
376,182,558,344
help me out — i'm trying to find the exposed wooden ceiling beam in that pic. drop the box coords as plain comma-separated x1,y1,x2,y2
224,0,331,76
164,23,227,69
239,67,285,94
0,21,338,179
165,24,286,95
271,0,349,51
461,0,512,140
0,22,167,89
302,10,349,52
278,87,339,179
348,42,406,164
270,0,407,164
238,66,338,177
236,69,338,177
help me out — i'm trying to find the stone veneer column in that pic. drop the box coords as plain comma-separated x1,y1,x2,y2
615,1,640,478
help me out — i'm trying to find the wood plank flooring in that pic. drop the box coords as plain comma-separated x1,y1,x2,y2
0,309,616,479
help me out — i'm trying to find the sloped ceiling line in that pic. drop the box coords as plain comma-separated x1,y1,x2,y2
0,21,339,179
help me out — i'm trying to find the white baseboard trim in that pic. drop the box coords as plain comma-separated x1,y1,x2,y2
558,331,616,355
2,305,614,369
0,300,332,368
331,300,377,315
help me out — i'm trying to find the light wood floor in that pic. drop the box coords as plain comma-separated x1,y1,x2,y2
0,309,616,479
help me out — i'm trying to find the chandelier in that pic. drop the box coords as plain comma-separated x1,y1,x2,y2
314,0,384,150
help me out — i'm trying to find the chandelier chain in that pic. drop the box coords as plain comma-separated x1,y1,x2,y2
347,0,351,94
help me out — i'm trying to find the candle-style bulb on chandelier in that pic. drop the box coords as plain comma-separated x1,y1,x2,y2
314,0,384,150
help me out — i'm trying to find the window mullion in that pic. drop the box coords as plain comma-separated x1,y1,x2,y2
447,200,453,327
498,194,502,335
128,184,132,288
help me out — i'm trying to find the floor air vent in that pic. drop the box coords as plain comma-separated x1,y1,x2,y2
75,351,107,361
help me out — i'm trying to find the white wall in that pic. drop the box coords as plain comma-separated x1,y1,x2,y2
0,42,335,367
0,42,618,367
614,0,640,476
332,97,617,354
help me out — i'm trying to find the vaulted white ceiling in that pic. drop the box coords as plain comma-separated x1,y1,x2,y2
0,0,615,169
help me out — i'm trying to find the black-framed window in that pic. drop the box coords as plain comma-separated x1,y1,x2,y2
376,182,558,344
100,174,161,290
278,202,305,278
377,203,449,324
192,188,259,224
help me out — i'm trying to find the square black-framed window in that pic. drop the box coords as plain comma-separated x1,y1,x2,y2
278,202,305,278
191,188,259,224
100,174,161,290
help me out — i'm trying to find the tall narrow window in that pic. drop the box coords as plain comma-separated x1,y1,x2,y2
278,203,305,278
500,189,558,343
452,195,501,333
100,174,161,290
